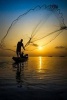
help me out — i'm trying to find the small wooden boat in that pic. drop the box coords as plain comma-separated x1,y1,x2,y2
12,54,28,63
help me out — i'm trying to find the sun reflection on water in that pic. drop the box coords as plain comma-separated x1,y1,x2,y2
38,56,45,79
38,56,42,73
39,56,42,69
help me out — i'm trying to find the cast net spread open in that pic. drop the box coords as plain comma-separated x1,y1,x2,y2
0,4,67,53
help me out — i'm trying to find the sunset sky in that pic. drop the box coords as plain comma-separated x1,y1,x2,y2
0,0,67,57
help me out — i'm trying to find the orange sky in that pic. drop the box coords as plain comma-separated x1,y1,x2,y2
0,1,67,57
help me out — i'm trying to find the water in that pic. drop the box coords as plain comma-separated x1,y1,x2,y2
0,57,67,100
0,57,67,99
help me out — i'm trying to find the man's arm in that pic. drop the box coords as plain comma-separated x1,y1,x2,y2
22,43,25,50
23,45,25,50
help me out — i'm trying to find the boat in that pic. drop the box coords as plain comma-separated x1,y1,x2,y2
59,56,66,57
12,54,28,63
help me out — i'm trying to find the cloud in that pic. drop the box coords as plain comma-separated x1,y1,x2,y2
55,46,67,50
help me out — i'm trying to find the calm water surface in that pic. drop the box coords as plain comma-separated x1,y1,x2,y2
0,57,67,91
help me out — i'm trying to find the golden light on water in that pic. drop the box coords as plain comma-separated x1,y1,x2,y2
38,57,45,80
39,56,42,72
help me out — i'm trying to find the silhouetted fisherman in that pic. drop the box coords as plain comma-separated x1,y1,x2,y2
16,39,25,57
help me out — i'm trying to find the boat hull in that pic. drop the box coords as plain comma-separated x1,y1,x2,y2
12,56,28,63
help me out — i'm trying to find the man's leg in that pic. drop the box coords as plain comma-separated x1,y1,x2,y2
16,51,19,57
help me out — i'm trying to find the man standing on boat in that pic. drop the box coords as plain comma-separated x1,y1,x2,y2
16,39,25,57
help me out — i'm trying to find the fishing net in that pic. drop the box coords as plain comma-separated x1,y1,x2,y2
0,4,67,53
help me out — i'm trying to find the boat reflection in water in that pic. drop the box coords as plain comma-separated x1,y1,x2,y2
12,62,27,88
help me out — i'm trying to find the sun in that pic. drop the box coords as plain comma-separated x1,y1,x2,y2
38,46,43,50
